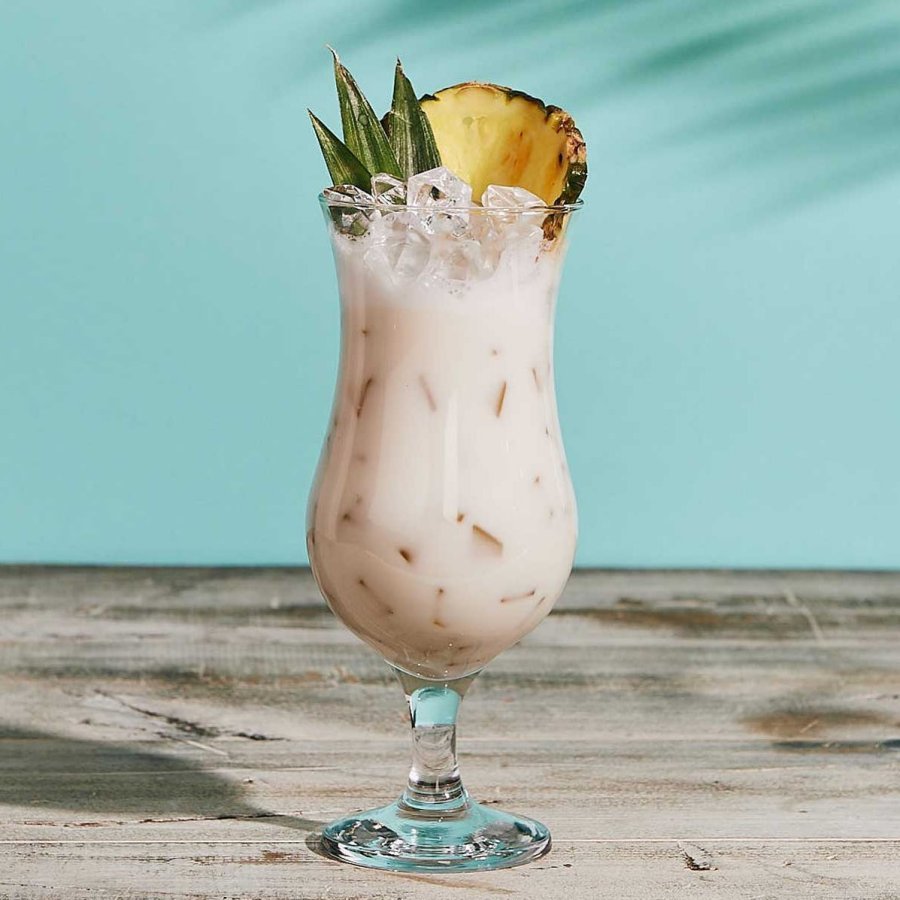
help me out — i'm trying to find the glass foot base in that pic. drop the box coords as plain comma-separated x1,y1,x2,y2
320,798,551,872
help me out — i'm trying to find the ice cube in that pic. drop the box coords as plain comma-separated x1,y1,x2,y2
388,229,431,279
466,209,498,243
323,184,379,235
408,166,473,209
481,184,545,209
323,184,376,206
427,237,496,287
500,223,544,270
367,206,413,248
406,167,473,236
366,220,431,281
481,184,547,248
371,173,407,205
429,208,474,239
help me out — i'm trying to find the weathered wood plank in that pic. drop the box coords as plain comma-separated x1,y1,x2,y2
3,841,900,900
1,567,899,899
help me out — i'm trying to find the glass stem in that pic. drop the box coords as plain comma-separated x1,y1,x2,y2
393,669,478,815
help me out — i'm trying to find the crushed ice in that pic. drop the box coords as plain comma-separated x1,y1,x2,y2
325,167,550,286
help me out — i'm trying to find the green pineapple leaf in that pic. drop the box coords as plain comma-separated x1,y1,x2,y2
383,58,441,179
329,47,401,179
308,110,371,190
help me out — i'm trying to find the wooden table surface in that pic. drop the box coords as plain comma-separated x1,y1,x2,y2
1,567,899,899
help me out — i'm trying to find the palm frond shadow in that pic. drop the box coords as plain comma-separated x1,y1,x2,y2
607,1,851,85
205,0,296,24
278,0,900,212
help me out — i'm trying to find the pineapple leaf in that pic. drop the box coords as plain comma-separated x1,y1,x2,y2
329,47,401,179
383,58,441,179
308,110,371,190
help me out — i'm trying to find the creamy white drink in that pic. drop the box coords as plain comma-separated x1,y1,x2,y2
309,176,577,680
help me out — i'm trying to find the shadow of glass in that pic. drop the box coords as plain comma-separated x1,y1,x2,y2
0,725,322,830
304,830,330,861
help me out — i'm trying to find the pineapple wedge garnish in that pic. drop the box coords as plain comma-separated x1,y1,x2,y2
310,52,587,226
421,83,587,207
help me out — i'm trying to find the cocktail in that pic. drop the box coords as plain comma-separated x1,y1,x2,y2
306,53,586,872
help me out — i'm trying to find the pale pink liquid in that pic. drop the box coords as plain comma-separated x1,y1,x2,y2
309,233,577,679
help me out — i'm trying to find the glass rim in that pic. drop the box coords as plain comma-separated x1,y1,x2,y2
318,193,584,215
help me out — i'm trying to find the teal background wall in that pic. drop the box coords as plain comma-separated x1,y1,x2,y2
2,0,899,567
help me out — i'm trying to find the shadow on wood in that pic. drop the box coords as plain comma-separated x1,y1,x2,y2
0,725,321,830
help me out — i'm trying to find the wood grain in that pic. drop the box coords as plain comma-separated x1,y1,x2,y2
1,567,899,899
